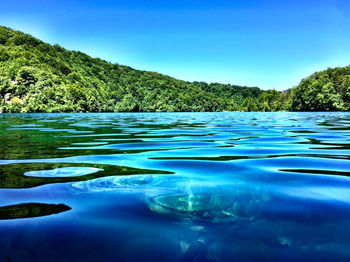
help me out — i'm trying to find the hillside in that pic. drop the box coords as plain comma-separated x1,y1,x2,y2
291,66,350,111
1,26,347,113
0,26,269,113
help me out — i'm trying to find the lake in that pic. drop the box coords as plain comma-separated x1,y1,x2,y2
0,112,349,262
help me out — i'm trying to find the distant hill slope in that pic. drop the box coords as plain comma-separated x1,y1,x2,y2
0,26,264,113
2,26,347,112
291,66,350,111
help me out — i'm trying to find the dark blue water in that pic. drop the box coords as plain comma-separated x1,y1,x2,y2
0,112,350,262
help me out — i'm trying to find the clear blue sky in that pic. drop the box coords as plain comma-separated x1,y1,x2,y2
1,0,350,90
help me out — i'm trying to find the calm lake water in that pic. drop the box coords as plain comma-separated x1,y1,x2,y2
0,112,350,262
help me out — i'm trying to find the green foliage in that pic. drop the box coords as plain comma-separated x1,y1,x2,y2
7,96,22,112
291,67,350,111
3,25,346,112
0,26,275,112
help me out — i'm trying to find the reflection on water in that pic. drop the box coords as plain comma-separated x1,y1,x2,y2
0,203,71,220
0,112,350,261
25,166,103,177
0,162,171,188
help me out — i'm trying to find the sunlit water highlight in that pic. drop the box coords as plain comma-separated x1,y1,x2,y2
0,112,350,261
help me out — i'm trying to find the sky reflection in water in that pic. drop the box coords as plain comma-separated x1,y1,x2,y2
0,112,349,262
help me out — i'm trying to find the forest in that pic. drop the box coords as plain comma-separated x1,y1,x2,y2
0,26,349,112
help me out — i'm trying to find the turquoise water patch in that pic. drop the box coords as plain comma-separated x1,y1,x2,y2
0,112,350,262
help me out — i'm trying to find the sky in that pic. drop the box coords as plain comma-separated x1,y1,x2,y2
1,0,350,90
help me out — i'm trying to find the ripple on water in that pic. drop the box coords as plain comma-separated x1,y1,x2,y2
24,167,103,178
72,174,178,193
1,112,350,261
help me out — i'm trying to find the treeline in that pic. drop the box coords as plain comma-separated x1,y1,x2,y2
0,26,348,112
290,66,350,111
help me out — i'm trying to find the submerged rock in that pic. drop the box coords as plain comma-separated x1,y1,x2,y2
148,186,268,223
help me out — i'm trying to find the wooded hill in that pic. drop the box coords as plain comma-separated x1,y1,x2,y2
290,66,350,111
0,26,348,112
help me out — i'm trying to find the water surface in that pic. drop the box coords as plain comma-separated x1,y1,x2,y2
0,112,350,262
